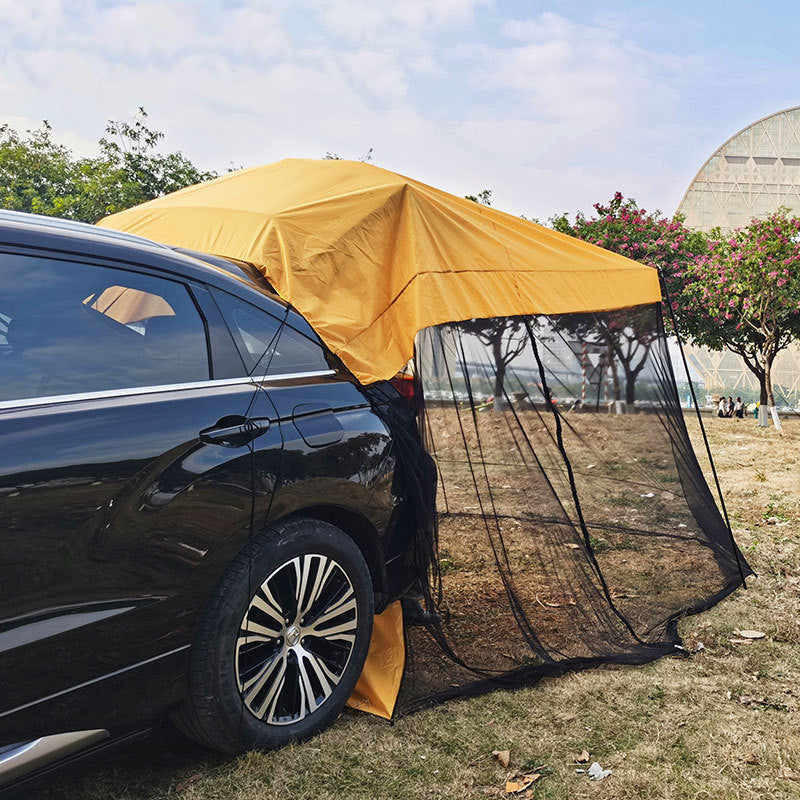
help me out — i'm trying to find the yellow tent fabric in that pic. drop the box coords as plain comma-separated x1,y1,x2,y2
345,601,405,720
98,159,661,384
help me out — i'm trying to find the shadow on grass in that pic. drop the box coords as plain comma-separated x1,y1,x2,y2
36,723,229,799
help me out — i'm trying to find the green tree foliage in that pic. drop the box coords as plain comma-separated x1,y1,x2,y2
322,148,373,162
0,109,216,223
684,210,800,427
464,189,492,206
0,121,79,219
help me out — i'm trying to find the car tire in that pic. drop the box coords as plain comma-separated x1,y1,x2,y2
173,517,375,753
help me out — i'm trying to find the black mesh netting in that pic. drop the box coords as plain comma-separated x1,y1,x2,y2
372,302,752,715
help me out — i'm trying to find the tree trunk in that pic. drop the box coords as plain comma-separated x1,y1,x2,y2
624,368,636,407
732,348,769,428
757,374,769,427
763,351,782,431
609,344,623,414
492,337,505,411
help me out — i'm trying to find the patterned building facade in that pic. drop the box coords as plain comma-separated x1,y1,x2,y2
677,107,800,405
678,106,800,232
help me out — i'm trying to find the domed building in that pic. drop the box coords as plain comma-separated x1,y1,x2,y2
677,106,800,407
678,106,800,232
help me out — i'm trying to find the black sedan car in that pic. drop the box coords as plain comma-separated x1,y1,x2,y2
0,210,418,789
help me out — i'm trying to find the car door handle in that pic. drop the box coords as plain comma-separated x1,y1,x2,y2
200,416,271,447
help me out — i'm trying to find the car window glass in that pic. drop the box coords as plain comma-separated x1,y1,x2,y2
0,253,209,402
270,325,329,375
212,289,328,376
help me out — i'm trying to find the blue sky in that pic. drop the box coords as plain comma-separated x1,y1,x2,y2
1,0,798,220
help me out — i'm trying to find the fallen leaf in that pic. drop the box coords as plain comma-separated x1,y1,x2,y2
737,630,767,639
564,543,580,550
493,749,510,768
505,773,540,793
176,773,204,792
574,749,590,764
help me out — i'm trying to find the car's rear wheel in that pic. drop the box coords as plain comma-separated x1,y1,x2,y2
174,517,374,752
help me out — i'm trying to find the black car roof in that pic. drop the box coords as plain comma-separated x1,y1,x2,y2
0,209,279,305
0,208,173,252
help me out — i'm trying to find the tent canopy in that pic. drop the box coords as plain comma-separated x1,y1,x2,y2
98,159,661,384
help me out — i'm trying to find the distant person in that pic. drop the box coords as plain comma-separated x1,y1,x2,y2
726,396,734,417
718,396,726,418
734,397,744,419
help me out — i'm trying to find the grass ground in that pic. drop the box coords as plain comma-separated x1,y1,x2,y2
39,415,799,800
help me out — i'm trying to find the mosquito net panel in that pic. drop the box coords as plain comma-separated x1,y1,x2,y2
388,301,750,714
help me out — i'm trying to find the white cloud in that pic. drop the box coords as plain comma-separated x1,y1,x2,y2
315,0,490,42
99,2,204,59
474,13,680,136
0,1,766,222
341,50,409,101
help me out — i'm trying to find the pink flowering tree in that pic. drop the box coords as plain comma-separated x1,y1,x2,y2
552,193,707,407
684,210,800,428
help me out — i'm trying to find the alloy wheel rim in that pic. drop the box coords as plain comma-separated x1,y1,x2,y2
235,553,358,725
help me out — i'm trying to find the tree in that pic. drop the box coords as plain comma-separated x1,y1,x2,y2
460,189,526,409
683,210,800,429
461,317,527,410
552,193,707,408
0,121,82,219
322,148,374,162
0,109,216,223
464,189,492,206
549,308,658,408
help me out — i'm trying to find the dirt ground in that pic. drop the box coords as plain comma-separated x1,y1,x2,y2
400,404,747,696
37,413,800,800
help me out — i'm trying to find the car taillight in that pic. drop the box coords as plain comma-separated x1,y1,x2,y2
390,374,417,406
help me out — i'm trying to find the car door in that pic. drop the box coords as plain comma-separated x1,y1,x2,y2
208,288,395,532
0,250,280,742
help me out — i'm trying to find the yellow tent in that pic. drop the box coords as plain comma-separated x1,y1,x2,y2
98,159,660,385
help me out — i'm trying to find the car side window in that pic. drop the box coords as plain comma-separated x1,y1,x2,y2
211,289,329,376
0,253,209,402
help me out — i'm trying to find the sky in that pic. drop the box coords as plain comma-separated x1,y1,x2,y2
1,0,799,221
